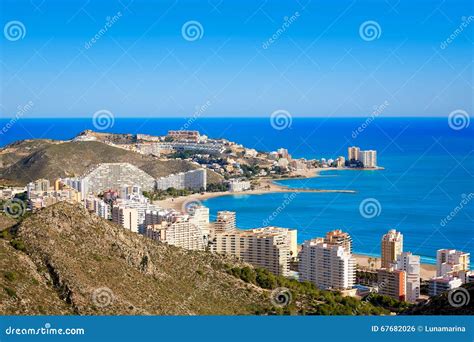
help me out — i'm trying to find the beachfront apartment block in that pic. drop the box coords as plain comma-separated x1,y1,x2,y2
381,229,403,268
377,267,406,301
359,150,377,168
211,227,297,276
299,238,356,290
146,219,206,251
428,276,463,296
436,249,470,278
348,146,360,161
112,206,139,233
396,252,421,303
155,169,207,191
227,178,251,192
347,147,377,168
213,211,236,235
324,229,353,254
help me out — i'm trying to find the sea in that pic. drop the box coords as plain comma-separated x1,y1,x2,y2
1,117,473,264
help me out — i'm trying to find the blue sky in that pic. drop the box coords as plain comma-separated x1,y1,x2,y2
1,0,473,118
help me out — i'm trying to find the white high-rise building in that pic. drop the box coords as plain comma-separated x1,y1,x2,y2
211,227,296,276
436,249,470,278
396,252,420,302
299,238,356,290
348,146,360,161
359,150,377,168
428,276,463,296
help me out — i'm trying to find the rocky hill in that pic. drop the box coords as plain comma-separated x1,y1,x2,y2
0,203,389,315
0,140,222,185
402,283,474,315
1,203,270,315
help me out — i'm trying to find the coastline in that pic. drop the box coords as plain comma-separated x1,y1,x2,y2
354,253,436,281
155,167,355,211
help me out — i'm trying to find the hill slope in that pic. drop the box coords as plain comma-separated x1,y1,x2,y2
2,202,269,315
0,140,222,185
402,283,474,315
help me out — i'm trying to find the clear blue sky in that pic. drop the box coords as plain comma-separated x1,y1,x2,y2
1,0,472,118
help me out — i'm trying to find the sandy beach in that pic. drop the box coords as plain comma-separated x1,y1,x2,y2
354,254,436,280
155,167,355,211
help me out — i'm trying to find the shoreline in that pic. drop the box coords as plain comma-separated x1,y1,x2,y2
353,253,436,281
155,167,355,211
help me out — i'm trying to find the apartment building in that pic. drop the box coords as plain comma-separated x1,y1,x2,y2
211,227,297,276
112,206,139,233
299,238,356,290
348,146,360,161
428,276,463,296
436,249,470,278
381,229,403,268
359,150,377,168
324,229,352,253
155,169,207,191
227,179,251,192
146,219,205,251
213,211,236,235
377,267,406,301
396,252,420,302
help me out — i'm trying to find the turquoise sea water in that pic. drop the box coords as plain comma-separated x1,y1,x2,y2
1,117,473,263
